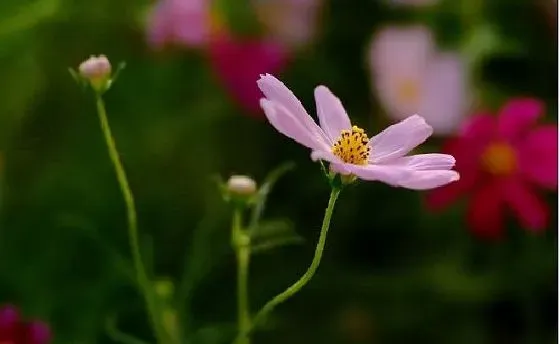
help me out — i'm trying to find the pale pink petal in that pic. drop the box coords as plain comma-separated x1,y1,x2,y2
311,150,340,163
368,26,433,120
503,178,549,231
171,0,210,47
419,53,468,135
260,99,329,151
467,183,505,240
253,0,322,48
257,74,330,144
368,115,433,163
344,164,413,186
396,170,460,190
392,153,455,171
518,125,558,189
146,2,170,48
314,86,351,141
497,98,544,140
369,26,434,77
146,0,210,48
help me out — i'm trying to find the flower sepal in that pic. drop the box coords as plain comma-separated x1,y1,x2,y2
219,175,259,209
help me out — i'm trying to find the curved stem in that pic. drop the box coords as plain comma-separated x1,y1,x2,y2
232,209,251,344
95,96,167,344
250,187,341,330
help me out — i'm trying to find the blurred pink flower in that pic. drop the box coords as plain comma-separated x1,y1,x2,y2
427,98,558,239
252,0,323,48
147,0,212,49
209,35,289,115
257,74,459,189
0,305,51,344
368,26,468,135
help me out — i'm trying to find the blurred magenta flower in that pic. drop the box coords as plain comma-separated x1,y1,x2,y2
147,0,213,49
253,0,324,48
0,305,51,344
209,35,289,115
257,74,459,189
427,98,558,239
368,26,468,135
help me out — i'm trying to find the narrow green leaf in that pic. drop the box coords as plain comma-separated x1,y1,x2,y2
248,161,295,234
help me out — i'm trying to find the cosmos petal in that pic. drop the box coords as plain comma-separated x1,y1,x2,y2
503,179,549,231
314,85,351,142
497,98,544,140
27,321,51,344
518,125,558,189
369,115,433,163
395,170,460,190
310,150,341,163
260,99,329,151
257,74,330,145
468,183,505,240
392,153,456,171
344,163,413,186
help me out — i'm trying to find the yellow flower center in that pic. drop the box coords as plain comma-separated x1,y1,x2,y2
397,79,420,105
481,142,517,175
332,125,370,165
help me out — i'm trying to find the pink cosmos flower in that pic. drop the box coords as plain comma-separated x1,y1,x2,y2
368,26,468,135
0,305,51,344
209,35,289,115
252,0,323,48
147,0,212,49
427,98,558,239
257,74,459,189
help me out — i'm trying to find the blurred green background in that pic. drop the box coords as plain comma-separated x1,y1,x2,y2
0,0,557,343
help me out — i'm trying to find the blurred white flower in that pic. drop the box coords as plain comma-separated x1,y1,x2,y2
252,0,323,48
368,26,469,135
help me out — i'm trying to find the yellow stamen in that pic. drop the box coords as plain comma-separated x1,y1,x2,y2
481,142,517,175
332,125,370,165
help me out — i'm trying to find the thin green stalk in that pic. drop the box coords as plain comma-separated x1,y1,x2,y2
232,209,251,344
95,96,167,344
250,187,341,330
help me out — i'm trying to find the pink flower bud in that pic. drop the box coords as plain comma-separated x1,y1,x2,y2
78,55,112,92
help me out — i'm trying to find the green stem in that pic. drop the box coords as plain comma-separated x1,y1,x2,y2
250,187,341,330
232,209,251,344
95,96,167,344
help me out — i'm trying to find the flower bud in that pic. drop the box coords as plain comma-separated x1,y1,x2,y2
78,55,112,92
227,175,257,196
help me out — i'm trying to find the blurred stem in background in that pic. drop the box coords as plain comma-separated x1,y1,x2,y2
231,208,251,344
95,95,168,344
0,0,60,38
248,186,341,335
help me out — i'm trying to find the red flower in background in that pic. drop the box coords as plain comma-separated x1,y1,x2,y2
427,98,558,239
208,33,289,115
0,305,51,344
146,0,291,117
